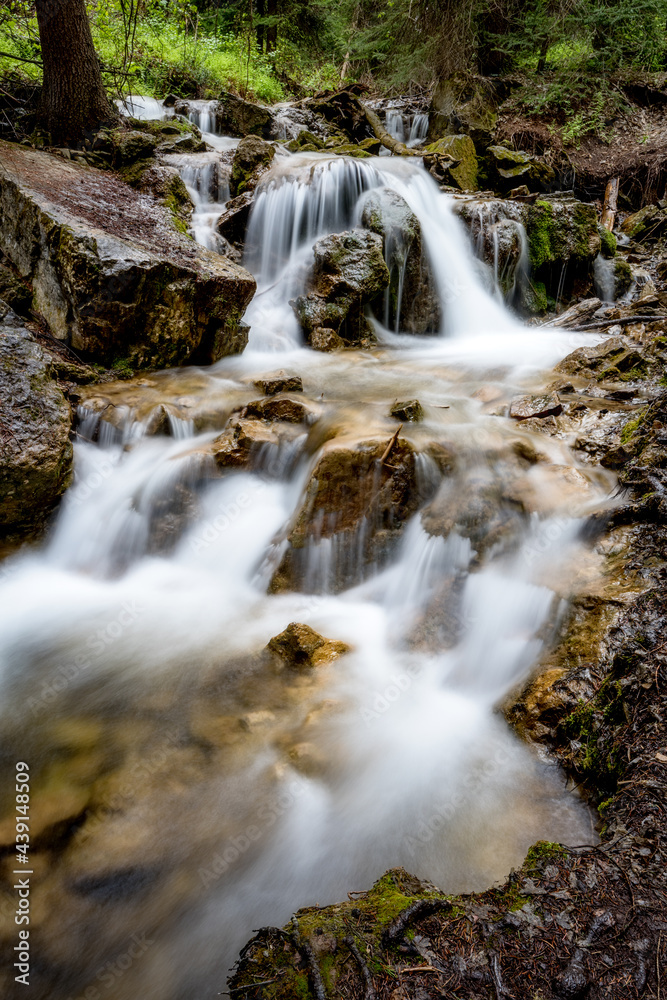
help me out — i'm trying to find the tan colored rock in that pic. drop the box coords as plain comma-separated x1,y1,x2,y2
242,394,317,424
510,392,563,420
267,622,350,669
212,418,279,468
252,371,303,395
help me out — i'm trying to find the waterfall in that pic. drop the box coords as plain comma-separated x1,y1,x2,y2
0,124,609,1000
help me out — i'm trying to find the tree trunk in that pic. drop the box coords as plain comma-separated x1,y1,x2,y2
266,0,277,53
35,0,118,146
360,103,417,156
256,0,265,53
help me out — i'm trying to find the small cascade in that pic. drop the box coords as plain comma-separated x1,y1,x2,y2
385,109,406,144
383,110,429,149
593,254,617,302
187,99,219,135
463,200,530,305
407,113,429,145
165,152,232,250
117,94,168,120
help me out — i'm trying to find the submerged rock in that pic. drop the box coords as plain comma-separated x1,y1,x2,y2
215,191,254,247
0,304,73,540
267,622,350,669
292,230,390,350
0,141,256,368
253,370,303,395
390,399,423,421
229,135,275,197
360,188,441,334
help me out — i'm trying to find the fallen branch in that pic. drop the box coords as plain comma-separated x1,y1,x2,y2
380,425,402,465
0,50,42,66
382,899,453,945
575,314,667,331
601,177,620,232
360,102,417,157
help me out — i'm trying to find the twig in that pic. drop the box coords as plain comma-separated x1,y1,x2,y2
0,50,42,66
380,425,402,465
399,966,441,974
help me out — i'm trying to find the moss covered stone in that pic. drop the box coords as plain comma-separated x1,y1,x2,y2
229,135,275,197
425,134,478,191
598,225,617,258
486,145,555,193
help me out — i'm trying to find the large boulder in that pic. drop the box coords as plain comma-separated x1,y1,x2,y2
424,135,478,191
270,435,426,592
485,145,555,194
229,136,275,197
0,141,256,368
428,76,498,151
360,187,440,333
0,303,73,540
291,230,390,350
214,93,273,138
526,196,601,308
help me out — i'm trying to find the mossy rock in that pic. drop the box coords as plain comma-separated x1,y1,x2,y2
614,257,633,298
214,92,273,138
425,134,478,191
110,129,158,167
329,143,372,159
287,129,325,152
621,204,667,243
527,198,601,272
598,225,617,258
486,144,555,194
230,135,275,197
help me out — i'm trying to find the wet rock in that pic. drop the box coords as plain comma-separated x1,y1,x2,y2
252,371,303,395
229,135,276,197
390,399,423,421
292,230,390,350
0,306,73,540
454,200,527,303
242,395,317,424
557,336,649,381
424,134,478,191
214,92,273,138
110,128,158,166
0,141,256,368
360,188,440,334
271,434,442,592
486,145,555,193
510,392,563,420
621,204,667,243
267,622,350,669
212,418,279,468
526,197,602,308
120,160,194,231
215,191,254,246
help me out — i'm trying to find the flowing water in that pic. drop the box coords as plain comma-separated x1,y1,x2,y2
0,109,620,1000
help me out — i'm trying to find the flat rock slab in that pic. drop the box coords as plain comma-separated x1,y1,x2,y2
0,141,256,368
510,392,563,420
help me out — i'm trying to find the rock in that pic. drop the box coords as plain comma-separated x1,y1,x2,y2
287,130,326,152
230,136,276,197
424,134,478,191
239,710,276,731
509,392,563,420
390,399,423,421
486,145,555,193
360,188,440,334
214,92,273,138
267,622,350,669
0,260,31,315
270,434,441,592
0,141,255,368
0,307,73,539
121,160,194,232
557,336,649,381
454,200,528,303
525,197,602,309
292,230,390,350
110,128,158,166
621,204,667,243
253,371,303,395
215,191,254,246
310,328,346,351
212,418,279,468
242,395,317,424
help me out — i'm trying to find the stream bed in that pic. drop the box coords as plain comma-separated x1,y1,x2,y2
0,107,623,1000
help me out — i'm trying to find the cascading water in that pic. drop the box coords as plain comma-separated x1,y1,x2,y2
384,109,429,148
0,131,614,1000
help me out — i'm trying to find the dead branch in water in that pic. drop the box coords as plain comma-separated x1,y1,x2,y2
380,425,402,465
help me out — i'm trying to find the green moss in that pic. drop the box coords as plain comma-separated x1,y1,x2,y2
523,841,566,870
620,411,645,444
111,357,135,380
527,200,556,269
613,257,633,297
598,225,617,258
426,134,478,191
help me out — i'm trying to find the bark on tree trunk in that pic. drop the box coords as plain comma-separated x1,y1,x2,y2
35,0,118,146
361,103,417,156
266,0,277,53
256,0,265,53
